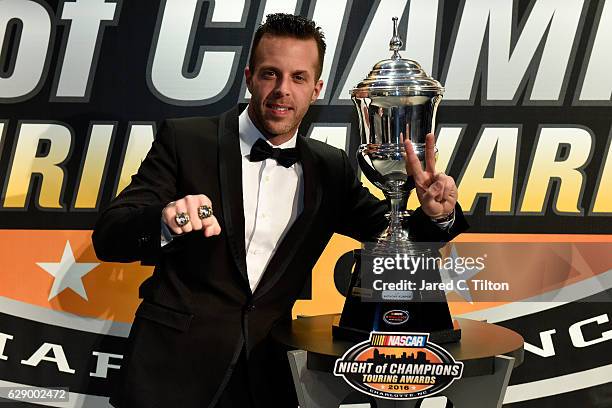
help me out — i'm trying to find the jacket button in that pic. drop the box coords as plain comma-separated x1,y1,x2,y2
245,304,255,312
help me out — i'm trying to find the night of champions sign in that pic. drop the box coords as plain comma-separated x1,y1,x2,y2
334,332,463,400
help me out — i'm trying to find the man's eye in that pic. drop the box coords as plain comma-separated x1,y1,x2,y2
294,75,305,82
262,71,276,78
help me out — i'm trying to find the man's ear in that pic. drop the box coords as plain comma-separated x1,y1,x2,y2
311,79,323,103
245,66,253,93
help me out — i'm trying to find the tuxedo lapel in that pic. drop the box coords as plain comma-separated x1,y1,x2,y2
253,136,323,299
217,109,250,288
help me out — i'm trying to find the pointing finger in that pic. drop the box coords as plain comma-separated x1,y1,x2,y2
425,133,436,174
404,137,425,184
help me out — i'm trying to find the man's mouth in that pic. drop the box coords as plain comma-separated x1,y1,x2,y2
266,103,292,114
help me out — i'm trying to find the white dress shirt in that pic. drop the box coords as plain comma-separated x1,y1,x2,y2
238,109,303,291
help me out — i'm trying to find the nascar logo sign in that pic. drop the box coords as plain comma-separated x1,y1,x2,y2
334,332,463,400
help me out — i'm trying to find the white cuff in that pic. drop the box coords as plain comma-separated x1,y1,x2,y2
431,211,455,230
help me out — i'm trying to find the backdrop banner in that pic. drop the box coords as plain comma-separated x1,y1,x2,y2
0,0,611,406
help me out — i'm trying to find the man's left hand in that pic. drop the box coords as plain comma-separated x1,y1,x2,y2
404,133,457,219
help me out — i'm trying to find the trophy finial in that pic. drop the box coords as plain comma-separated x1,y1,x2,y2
389,17,403,59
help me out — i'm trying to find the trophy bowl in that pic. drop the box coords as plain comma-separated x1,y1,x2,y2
351,17,443,246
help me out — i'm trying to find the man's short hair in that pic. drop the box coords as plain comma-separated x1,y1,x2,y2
249,13,326,80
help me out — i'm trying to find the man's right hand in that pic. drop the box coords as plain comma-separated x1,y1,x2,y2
162,195,222,237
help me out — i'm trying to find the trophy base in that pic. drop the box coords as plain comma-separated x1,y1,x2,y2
333,247,462,344
332,319,461,344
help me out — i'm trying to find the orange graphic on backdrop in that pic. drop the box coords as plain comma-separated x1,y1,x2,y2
0,230,151,323
1,230,611,324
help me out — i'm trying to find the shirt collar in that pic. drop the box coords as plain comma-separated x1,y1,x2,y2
238,107,298,158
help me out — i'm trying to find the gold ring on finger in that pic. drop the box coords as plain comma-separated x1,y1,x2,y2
198,205,213,219
175,212,190,227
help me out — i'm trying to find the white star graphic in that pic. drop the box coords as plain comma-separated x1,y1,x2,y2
36,241,99,301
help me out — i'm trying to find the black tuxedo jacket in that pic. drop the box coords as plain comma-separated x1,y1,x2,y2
92,108,468,408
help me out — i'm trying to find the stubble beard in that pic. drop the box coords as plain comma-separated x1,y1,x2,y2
250,102,300,141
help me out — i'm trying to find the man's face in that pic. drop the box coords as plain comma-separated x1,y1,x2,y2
245,34,323,143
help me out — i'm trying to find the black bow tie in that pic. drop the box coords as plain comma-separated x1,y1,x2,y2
249,138,299,168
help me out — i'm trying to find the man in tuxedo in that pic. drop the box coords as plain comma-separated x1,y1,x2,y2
93,13,467,408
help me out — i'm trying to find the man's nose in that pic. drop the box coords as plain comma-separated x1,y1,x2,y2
274,76,291,96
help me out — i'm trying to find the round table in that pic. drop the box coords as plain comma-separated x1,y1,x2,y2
271,314,524,408
272,314,523,376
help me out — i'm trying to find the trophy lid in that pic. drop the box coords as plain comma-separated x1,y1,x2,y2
351,17,444,98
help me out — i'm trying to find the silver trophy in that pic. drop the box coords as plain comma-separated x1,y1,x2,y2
334,23,458,343
352,17,444,246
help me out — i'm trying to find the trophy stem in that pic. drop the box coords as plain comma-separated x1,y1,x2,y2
378,192,411,244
